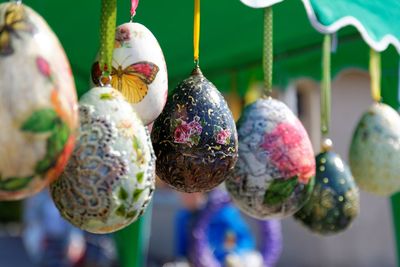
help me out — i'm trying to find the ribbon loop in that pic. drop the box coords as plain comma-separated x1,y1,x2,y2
193,0,200,64
321,34,331,137
263,7,273,96
130,0,139,20
99,0,117,79
370,49,382,102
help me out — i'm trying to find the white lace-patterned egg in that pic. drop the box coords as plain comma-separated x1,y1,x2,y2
91,22,168,125
50,86,155,234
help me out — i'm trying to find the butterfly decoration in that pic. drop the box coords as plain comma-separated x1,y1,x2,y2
0,3,34,56
91,60,159,104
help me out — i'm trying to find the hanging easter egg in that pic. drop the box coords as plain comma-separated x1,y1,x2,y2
0,2,78,200
349,103,400,196
226,98,315,219
295,149,359,234
91,22,168,125
240,0,283,8
50,87,155,234
151,67,238,193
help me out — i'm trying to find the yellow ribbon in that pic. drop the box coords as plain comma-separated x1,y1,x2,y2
369,48,381,102
193,0,200,63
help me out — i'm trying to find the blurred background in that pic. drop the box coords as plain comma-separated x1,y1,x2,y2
0,69,396,267
0,0,399,266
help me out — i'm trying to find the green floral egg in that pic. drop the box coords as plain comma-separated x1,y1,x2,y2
295,151,359,235
51,87,155,234
226,99,315,219
349,103,400,196
0,2,78,200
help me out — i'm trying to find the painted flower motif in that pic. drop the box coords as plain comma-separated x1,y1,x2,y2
51,90,74,129
188,116,202,135
214,126,231,145
312,185,335,220
172,116,203,146
343,188,359,217
36,56,51,78
117,120,134,138
261,120,315,184
115,26,131,48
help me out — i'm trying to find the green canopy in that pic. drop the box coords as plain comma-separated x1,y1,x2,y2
304,0,400,53
18,0,399,100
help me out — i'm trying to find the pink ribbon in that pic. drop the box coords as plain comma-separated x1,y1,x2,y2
131,0,139,17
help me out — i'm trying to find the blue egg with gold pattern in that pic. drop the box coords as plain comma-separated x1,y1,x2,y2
151,66,238,193
294,146,359,235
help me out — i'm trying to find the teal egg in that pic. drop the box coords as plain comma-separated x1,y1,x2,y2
295,151,359,235
349,103,400,196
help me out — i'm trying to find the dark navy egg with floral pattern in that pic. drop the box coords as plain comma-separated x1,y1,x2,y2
295,151,359,235
151,67,238,192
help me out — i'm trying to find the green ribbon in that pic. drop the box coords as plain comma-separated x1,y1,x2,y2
263,7,273,96
99,0,117,78
321,34,332,137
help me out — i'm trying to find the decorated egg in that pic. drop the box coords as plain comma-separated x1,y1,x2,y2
226,98,315,219
349,102,400,196
295,149,359,234
0,2,78,200
50,86,155,234
91,22,168,125
151,66,238,192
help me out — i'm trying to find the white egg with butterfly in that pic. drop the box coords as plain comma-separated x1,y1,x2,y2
91,22,168,125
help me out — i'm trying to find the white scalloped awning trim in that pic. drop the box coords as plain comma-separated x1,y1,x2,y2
302,0,400,53
240,0,283,9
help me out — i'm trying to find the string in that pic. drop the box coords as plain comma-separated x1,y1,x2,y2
263,7,273,96
321,34,331,137
193,0,200,66
99,0,117,84
130,0,139,21
369,48,382,102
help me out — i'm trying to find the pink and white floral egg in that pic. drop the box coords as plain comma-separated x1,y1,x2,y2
91,22,168,125
0,2,78,200
226,98,315,219
50,87,155,234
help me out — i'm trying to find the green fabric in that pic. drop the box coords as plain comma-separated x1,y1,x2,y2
307,0,400,52
114,203,152,267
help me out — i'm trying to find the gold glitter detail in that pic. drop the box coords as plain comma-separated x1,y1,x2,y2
320,158,327,164
319,166,326,172
323,178,329,184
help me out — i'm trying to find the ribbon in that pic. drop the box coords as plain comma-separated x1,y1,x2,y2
369,49,382,102
194,0,200,64
263,7,273,96
130,0,139,20
321,34,331,137
99,0,117,81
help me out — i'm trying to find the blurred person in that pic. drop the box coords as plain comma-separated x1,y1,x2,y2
76,232,118,267
22,189,85,267
174,190,262,266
